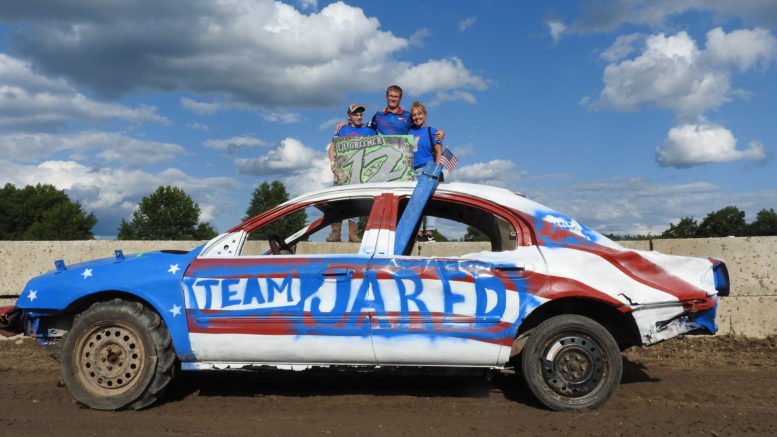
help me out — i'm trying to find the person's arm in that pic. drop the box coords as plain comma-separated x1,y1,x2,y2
434,128,445,142
333,122,347,135
433,143,442,163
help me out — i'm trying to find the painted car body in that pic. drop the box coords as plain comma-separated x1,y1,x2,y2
11,181,729,364
3,178,729,409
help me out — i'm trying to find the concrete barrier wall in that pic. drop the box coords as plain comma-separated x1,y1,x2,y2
2,237,775,338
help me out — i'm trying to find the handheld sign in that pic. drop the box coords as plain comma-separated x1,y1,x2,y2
331,135,415,185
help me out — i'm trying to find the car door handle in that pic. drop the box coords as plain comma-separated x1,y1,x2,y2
494,265,525,272
320,268,355,279
494,264,530,277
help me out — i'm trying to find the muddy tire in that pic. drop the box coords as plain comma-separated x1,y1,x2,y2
521,315,622,411
60,299,176,410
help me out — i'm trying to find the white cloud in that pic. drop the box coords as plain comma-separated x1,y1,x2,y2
319,117,342,131
0,54,166,131
459,16,477,32
0,159,238,236
430,90,477,106
187,122,209,131
452,160,527,187
3,1,487,107
396,57,488,96
656,123,768,167
565,0,777,33
180,97,226,115
595,31,731,120
180,97,300,123
296,0,318,11
526,176,777,236
594,28,777,121
281,156,333,196
705,27,777,71
600,33,643,62
204,135,266,153
0,131,185,166
547,20,566,44
590,28,775,168
409,28,431,47
261,109,301,124
236,137,324,176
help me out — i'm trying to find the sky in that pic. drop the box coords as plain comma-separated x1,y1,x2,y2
1,0,776,239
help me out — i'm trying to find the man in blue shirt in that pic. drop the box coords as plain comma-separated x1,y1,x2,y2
336,85,444,140
368,85,413,134
335,103,376,137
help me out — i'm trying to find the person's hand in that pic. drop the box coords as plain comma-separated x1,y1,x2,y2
435,129,445,142
334,121,347,135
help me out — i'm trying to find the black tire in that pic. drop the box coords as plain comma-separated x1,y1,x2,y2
60,299,176,410
521,315,622,411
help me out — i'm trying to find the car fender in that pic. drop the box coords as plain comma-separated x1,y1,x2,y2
15,247,203,360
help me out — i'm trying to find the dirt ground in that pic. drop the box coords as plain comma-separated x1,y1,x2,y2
1,335,776,437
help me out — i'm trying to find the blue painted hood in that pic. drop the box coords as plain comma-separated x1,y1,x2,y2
16,246,204,311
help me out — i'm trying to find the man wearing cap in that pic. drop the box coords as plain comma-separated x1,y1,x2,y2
330,103,375,165
327,104,375,243
335,104,376,137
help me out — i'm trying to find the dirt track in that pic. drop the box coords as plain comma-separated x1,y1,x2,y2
1,336,776,436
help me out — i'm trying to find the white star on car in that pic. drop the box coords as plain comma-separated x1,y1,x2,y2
28,290,37,302
168,264,180,275
169,304,182,317
82,268,93,279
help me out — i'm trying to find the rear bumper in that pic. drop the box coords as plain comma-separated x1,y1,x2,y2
631,296,719,345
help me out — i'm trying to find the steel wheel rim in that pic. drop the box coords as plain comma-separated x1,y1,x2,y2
73,321,145,397
541,334,606,398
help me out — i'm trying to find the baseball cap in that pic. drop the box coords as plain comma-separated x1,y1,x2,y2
347,103,366,114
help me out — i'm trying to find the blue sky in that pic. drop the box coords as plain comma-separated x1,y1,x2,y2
1,0,776,238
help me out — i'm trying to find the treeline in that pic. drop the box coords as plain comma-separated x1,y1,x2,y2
3,183,775,241
0,181,299,241
607,206,777,241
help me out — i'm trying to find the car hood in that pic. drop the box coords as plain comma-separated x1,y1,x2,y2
15,246,204,311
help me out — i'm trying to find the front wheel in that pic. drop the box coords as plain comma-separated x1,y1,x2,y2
60,299,176,410
521,315,622,411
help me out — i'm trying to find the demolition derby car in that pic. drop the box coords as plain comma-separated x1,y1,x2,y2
0,176,729,412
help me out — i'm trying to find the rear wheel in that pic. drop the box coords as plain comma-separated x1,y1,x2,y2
60,299,176,410
521,315,622,411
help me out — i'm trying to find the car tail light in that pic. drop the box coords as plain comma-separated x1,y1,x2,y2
711,260,730,297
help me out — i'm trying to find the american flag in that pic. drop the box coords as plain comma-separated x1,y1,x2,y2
439,148,458,174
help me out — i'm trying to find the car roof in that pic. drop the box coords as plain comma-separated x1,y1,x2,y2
267,182,619,250
284,181,542,217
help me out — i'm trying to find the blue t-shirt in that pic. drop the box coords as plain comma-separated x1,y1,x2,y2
369,109,412,135
409,126,441,168
335,125,376,137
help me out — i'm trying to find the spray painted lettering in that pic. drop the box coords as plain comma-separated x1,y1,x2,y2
185,268,512,322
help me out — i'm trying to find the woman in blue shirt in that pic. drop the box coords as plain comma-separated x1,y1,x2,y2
408,101,443,241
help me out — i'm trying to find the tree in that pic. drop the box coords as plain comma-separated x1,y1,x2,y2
117,186,217,240
463,226,489,242
749,208,777,236
697,206,747,237
429,229,449,242
244,181,306,239
0,183,97,240
660,217,699,239
604,233,653,241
